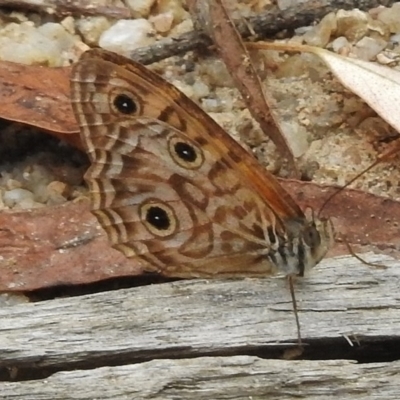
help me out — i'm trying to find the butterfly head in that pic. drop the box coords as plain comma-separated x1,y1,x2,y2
279,209,334,277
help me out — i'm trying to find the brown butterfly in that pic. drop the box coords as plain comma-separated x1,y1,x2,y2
70,48,334,280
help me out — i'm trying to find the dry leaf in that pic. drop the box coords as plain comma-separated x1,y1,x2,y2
312,48,400,134
0,201,144,292
1,180,399,292
188,0,297,173
249,41,400,135
0,61,76,133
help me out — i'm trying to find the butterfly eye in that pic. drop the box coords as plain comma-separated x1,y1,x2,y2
140,201,177,237
303,224,321,247
113,93,137,114
168,136,204,170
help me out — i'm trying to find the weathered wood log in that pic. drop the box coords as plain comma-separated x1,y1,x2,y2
0,253,399,398
1,356,400,399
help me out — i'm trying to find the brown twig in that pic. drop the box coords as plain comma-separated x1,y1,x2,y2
191,0,297,172
130,0,394,65
0,0,130,18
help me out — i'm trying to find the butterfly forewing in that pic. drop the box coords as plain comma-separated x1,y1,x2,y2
76,49,303,220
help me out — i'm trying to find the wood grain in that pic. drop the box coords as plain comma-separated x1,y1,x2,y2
0,253,399,398
1,356,400,399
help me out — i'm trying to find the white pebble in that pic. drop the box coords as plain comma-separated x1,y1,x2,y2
45,181,68,205
75,17,111,46
171,80,194,99
0,21,75,66
330,36,350,53
192,80,210,100
60,16,75,35
5,179,22,190
150,11,174,33
389,33,400,45
99,19,155,56
377,3,400,33
125,0,156,17
353,36,387,60
17,198,44,210
281,121,310,158
3,188,34,208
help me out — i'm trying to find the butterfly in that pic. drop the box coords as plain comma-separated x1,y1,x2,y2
70,48,334,280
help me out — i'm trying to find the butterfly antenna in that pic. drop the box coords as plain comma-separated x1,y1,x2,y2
343,240,387,269
317,158,381,218
317,154,389,269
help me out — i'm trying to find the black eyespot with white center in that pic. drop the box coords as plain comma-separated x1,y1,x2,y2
146,206,170,230
168,135,204,170
113,93,137,114
174,141,197,163
109,88,140,115
140,201,177,237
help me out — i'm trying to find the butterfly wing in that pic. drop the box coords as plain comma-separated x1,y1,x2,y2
76,49,303,219
71,49,333,278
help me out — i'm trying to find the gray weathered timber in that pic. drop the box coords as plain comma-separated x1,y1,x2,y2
1,356,400,399
0,253,399,366
0,253,399,398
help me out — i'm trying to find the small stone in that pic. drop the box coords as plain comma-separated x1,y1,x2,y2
99,19,155,56
353,36,387,60
38,22,76,50
3,188,34,208
376,51,399,65
0,21,76,66
377,3,400,33
277,0,309,10
75,16,111,46
280,121,310,158
330,36,351,54
150,11,174,33
0,191,5,210
390,32,400,45
300,160,320,181
5,179,22,190
200,59,235,88
169,18,193,36
156,0,187,25
367,19,390,40
336,9,369,42
47,180,68,196
7,11,28,23
201,98,225,113
60,16,75,35
357,117,393,141
344,23,369,42
125,0,156,18
294,26,313,36
192,80,210,100
171,80,194,99
303,12,337,48
275,53,318,78
18,198,44,209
